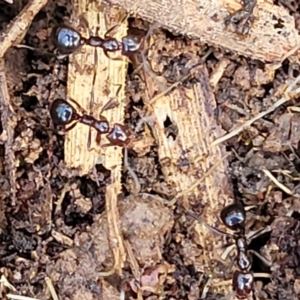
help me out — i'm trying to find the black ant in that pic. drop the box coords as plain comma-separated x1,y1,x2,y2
49,98,133,148
188,202,271,299
51,23,143,59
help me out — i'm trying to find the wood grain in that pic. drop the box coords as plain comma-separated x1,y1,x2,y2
102,0,300,63
65,1,127,178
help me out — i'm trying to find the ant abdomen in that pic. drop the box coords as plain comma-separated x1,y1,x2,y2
52,25,83,55
233,270,254,299
50,99,75,125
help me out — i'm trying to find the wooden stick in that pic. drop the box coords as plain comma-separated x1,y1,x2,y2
102,0,300,63
0,0,48,58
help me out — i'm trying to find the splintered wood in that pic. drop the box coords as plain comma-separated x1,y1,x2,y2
66,0,128,276
65,1,127,181
0,0,48,205
144,65,234,295
103,0,300,63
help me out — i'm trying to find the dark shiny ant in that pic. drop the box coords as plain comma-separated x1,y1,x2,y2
49,98,132,148
188,203,271,299
51,23,143,59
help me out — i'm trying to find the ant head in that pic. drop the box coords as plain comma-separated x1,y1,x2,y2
220,202,246,231
50,99,75,125
51,24,83,55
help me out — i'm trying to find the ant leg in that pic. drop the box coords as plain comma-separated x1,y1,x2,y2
86,133,102,152
94,87,127,115
220,243,236,261
97,84,123,114
103,49,124,61
87,55,98,151
98,97,120,114
65,122,78,132
87,129,92,150
100,142,115,148
96,132,101,145
223,253,237,278
104,12,128,39
68,97,87,115
248,250,272,267
252,273,272,300
246,225,271,242
187,210,230,237
104,24,120,39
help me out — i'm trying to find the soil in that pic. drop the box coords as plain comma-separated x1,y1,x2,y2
1,1,300,300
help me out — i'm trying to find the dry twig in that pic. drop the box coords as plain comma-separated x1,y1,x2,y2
103,0,300,63
263,169,294,196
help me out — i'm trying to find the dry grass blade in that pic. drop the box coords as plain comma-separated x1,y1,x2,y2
263,169,294,196
0,59,17,204
45,277,59,300
6,295,40,300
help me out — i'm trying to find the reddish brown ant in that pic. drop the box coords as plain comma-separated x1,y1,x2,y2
49,98,133,148
51,23,143,59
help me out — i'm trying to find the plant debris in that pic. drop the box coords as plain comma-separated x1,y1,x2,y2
1,0,300,300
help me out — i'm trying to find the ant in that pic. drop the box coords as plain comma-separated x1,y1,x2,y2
188,202,271,299
49,98,133,148
50,97,142,193
51,23,143,59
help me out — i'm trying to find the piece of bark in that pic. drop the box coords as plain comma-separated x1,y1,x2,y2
103,0,300,63
141,62,234,294
65,0,127,178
